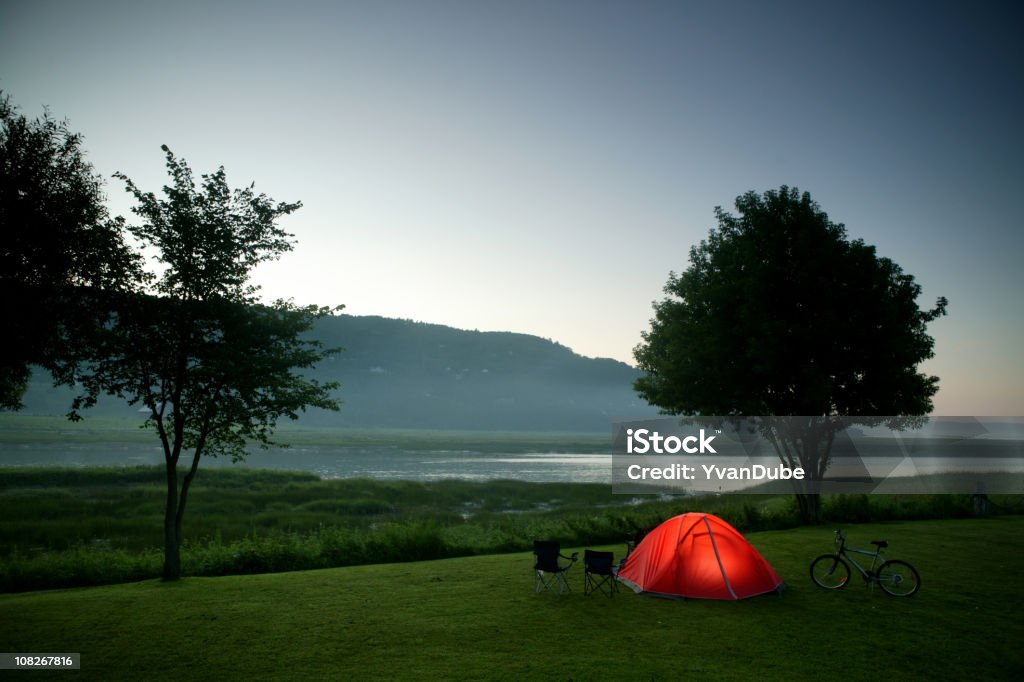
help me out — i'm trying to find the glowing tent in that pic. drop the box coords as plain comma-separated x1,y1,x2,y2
617,513,784,600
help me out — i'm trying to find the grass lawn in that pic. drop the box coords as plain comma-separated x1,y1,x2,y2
1,516,1021,680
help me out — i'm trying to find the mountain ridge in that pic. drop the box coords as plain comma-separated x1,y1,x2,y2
18,314,658,432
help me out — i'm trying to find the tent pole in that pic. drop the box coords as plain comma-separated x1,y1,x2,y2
703,515,738,599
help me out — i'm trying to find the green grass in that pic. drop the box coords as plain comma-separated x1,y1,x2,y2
5,466,1018,593
0,517,1020,680
0,467,790,592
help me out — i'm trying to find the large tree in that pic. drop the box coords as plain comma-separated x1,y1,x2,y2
634,186,947,523
70,146,340,580
0,93,141,408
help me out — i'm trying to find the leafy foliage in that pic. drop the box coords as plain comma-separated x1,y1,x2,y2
69,145,340,578
635,186,947,416
74,296,339,459
0,93,141,408
114,146,298,302
634,187,947,522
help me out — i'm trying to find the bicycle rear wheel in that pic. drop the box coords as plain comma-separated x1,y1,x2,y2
877,560,920,596
810,554,850,590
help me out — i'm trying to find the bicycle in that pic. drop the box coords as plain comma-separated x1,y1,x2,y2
809,529,920,597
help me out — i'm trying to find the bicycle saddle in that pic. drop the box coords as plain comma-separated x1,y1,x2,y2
870,540,888,548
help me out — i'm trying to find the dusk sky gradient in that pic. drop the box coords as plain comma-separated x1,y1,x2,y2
2,0,1021,415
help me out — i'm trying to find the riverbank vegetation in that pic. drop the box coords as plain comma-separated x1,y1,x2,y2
0,414,609,452
2,466,1019,592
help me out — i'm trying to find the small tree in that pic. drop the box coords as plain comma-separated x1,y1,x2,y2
634,186,947,523
71,146,340,580
0,93,141,408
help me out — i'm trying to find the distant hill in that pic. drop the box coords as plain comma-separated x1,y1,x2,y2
17,315,658,432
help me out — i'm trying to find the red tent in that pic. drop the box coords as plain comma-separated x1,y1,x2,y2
617,513,784,600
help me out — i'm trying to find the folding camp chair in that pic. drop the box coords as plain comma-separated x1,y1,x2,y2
533,541,578,594
584,549,620,597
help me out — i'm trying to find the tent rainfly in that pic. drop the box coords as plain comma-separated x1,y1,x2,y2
617,513,784,600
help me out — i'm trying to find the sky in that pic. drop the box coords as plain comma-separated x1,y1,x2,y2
2,0,1021,415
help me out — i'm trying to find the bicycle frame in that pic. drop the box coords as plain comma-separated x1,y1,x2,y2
838,545,883,580
833,531,883,581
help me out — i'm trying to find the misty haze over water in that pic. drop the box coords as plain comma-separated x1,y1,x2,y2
0,441,613,483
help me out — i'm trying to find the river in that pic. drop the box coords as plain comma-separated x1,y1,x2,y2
0,442,614,483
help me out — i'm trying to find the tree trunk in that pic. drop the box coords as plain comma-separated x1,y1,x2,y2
163,461,181,581
766,417,835,526
795,492,822,525
174,453,201,571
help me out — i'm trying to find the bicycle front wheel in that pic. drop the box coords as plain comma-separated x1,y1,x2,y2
877,560,920,596
810,554,850,590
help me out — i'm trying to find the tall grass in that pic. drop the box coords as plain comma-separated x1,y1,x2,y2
0,467,1014,592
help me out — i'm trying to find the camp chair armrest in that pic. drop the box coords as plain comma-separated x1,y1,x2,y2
533,541,577,595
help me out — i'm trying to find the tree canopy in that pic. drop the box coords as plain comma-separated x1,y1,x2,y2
633,186,947,522
70,145,340,579
0,93,140,408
